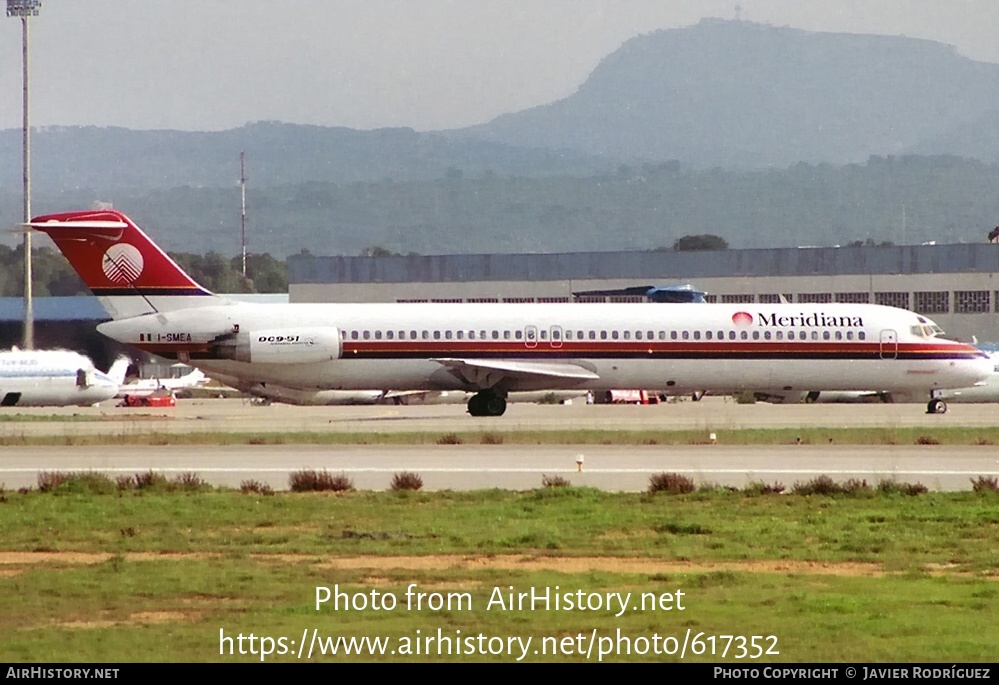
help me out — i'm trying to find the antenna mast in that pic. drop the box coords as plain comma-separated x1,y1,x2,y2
8,0,42,349
240,151,247,279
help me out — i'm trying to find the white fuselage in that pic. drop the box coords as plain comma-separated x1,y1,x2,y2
0,350,120,407
96,301,992,399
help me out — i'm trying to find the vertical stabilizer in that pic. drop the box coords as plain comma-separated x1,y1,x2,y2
105,356,132,386
28,210,224,319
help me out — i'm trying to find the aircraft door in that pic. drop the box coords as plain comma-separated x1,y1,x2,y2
550,326,563,349
879,329,898,359
76,368,93,388
524,325,538,349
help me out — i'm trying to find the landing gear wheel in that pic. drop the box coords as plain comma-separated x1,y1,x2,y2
467,394,485,416
467,391,507,417
484,395,507,416
926,398,947,414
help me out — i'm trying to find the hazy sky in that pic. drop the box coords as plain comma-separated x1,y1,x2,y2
1,1,997,132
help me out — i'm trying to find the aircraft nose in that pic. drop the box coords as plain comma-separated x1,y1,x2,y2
957,355,994,386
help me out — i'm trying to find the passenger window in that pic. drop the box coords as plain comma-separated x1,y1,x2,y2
776,331,783,340
846,331,854,340
589,331,596,340
728,331,736,340
705,331,713,340
858,332,866,341
351,331,359,340
786,331,793,340
823,331,830,340
740,331,748,340
375,330,382,340
600,331,608,340
693,331,701,340
456,331,463,339
671,331,678,340
433,331,441,340
811,331,818,340
445,330,453,340
764,331,771,340
363,330,371,340
682,331,689,340
421,330,429,340
648,331,655,340
635,331,642,340
492,330,500,339
835,331,843,340
468,331,475,340
752,331,760,340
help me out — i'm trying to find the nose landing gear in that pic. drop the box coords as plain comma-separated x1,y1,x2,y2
926,398,947,414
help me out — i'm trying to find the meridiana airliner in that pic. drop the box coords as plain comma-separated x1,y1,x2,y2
26,210,992,416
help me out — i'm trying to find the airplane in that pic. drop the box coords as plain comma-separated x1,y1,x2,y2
25,209,993,417
207,371,584,407
0,348,129,407
218,376,388,406
116,365,209,398
384,389,587,406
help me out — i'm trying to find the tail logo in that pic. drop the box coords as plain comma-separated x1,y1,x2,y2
102,244,144,284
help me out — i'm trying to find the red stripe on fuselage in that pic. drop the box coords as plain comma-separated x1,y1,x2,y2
130,339,983,361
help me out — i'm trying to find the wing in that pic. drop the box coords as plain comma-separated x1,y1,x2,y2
431,358,599,392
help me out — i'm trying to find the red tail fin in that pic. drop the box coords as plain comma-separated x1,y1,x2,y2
29,210,211,298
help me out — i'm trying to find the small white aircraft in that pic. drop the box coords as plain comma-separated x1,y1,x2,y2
116,365,209,398
0,348,129,407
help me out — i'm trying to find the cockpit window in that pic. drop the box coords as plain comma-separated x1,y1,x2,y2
911,321,945,338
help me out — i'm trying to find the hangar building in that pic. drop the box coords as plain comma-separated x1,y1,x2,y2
289,243,999,343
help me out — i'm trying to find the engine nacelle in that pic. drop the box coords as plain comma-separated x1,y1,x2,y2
215,327,341,364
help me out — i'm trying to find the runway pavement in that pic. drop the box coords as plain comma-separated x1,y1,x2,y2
0,443,995,492
1,397,996,491
2,394,998,437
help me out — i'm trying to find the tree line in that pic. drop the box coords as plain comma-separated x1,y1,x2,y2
0,245,288,297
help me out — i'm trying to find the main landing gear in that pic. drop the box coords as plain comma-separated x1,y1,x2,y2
926,397,948,415
467,390,507,417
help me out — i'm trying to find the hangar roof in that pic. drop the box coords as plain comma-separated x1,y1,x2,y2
289,243,999,285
